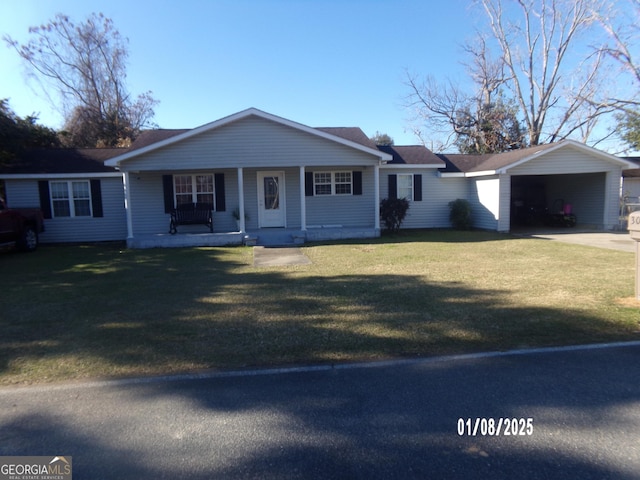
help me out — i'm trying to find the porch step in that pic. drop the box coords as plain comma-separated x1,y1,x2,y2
256,231,295,247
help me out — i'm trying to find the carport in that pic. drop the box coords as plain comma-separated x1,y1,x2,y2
440,140,637,232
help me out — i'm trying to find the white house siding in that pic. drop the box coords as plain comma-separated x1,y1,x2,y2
128,170,238,235
623,177,640,198
468,176,500,231
305,167,375,227
5,177,127,243
507,148,617,175
380,170,468,229
120,116,380,172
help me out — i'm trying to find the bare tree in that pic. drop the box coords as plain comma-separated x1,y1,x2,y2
405,36,525,152
477,0,614,145
5,13,158,147
406,0,622,150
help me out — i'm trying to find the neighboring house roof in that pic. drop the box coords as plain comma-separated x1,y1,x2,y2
438,140,637,176
378,145,445,167
105,108,392,167
622,157,640,177
0,148,123,177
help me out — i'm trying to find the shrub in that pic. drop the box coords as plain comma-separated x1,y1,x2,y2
380,197,410,233
449,199,473,230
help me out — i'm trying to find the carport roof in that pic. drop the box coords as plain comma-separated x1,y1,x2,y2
438,140,636,176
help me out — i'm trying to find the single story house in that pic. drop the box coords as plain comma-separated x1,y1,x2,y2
1,108,635,247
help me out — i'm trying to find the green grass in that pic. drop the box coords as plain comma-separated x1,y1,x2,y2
1,230,639,385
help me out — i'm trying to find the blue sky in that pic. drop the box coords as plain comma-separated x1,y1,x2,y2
0,0,477,146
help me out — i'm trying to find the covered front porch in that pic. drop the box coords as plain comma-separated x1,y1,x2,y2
123,164,383,248
126,226,380,248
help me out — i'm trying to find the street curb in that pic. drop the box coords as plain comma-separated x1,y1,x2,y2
2,340,640,394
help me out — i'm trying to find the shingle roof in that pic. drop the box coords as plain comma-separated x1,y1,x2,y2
438,143,563,173
127,129,190,151
315,127,378,149
378,145,445,166
0,148,123,174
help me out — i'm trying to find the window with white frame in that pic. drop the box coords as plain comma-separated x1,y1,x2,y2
397,174,413,201
314,171,352,195
174,174,214,206
50,180,92,217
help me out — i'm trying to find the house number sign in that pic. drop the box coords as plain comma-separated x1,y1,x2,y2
627,211,640,300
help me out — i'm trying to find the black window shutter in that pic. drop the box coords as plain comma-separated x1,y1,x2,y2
388,175,397,199
38,181,52,219
353,171,362,195
413,174,422,201
305,171,314,196
214,173,226,212
162,175,174,213
90,179,103,217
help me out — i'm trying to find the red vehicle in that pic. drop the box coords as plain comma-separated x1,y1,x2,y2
0,197,45,252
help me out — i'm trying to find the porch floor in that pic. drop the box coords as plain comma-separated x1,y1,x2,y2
127,227,380,248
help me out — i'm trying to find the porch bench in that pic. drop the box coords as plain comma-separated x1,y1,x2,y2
169,202,213,234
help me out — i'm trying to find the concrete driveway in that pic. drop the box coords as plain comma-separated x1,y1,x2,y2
516,229,636,252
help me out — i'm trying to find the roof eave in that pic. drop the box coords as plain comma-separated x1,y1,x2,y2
466,170,497,177
381,163,444,169
0,172,123,180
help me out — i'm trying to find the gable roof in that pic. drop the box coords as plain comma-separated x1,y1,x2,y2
0,148,122,177
438,140,637,176
105,108,392,167
378,145,445,167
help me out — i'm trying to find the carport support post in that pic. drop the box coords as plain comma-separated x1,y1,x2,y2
627,211,640,299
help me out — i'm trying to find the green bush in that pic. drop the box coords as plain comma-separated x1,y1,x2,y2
380,197,410,233
448,199,473,230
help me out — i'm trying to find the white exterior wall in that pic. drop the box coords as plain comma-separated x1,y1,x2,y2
380,169,468,229
128,170,238,235
121,116,379,172
4,177,127,243
305,167,375,227
623,177,640,198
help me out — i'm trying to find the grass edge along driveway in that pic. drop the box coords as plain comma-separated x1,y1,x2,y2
1,230,639,386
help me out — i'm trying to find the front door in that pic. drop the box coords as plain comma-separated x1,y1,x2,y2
257,171,286,227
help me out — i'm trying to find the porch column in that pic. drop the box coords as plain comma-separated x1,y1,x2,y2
123,171,134,239
299,166,307,230
237,167,245,233
374,163,380,230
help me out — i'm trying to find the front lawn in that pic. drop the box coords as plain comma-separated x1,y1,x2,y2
1,230,638,385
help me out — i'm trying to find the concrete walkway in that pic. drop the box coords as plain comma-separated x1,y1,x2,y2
518,230,636,253
253,246,312,266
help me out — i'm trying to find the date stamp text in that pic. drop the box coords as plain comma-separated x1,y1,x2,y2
457,417,533,436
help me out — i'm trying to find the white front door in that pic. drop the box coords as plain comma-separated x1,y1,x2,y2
257,171,286,227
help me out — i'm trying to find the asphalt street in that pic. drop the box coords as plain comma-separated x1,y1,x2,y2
1,342,639,479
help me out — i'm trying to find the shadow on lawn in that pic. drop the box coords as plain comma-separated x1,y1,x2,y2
2,245,640,478
0,242,635,381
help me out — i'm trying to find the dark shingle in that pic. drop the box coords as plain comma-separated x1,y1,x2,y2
0,148,124,174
